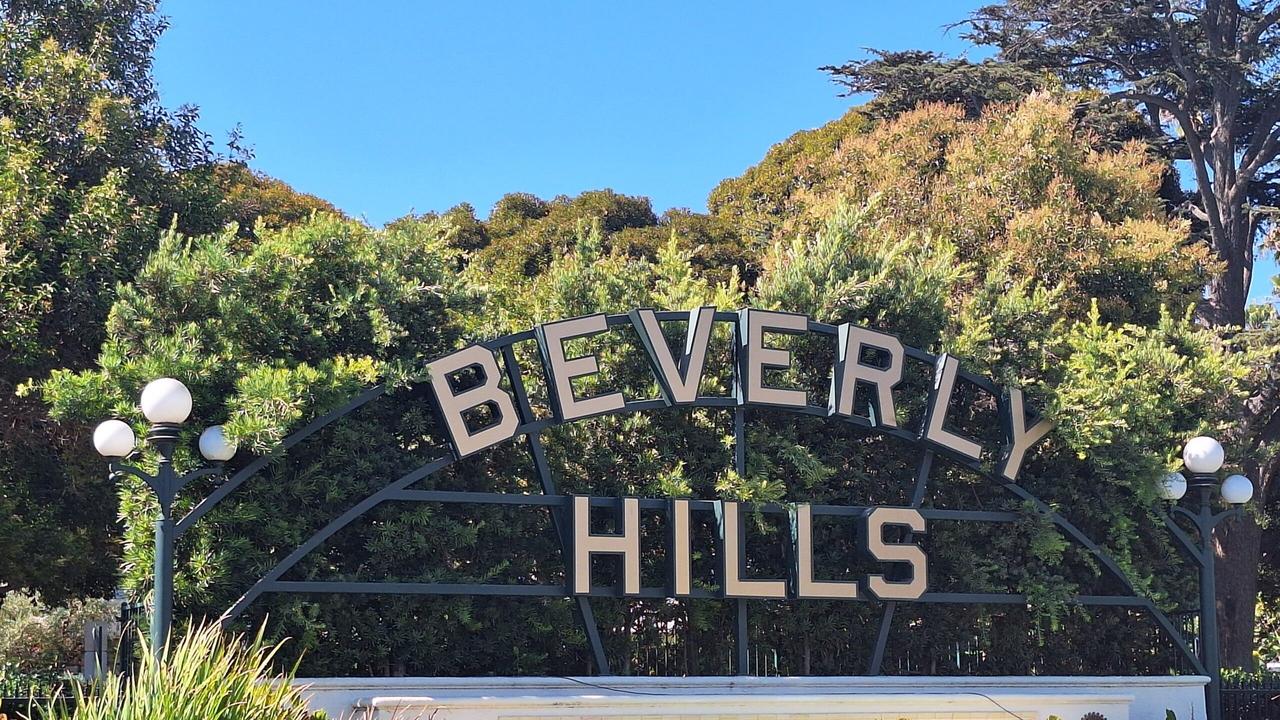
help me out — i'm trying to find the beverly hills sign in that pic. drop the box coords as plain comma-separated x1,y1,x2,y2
424,307,1053,603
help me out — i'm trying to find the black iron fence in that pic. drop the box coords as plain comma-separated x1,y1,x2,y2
596,605,1205,678
0,663,72,718
0,673,53,699
0,674,71,720
114,600,145,679
1222,675,1280,720
0,696,74,720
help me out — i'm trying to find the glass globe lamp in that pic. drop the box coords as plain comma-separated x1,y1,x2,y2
198,425,237,462
140,378,192,425
1182,436,1225,475
1220,474,1254,505
1158,471,1188,501
93,420,136,458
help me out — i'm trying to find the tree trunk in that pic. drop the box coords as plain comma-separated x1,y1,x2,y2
1198,153,1263,665
1202,202,1252,327
1217,514,1262,669
1216,451,1278,669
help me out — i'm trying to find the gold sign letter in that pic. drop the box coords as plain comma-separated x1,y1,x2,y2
735,309,808,409
669,499,693,596
572,497,640,595
426,345,520,458
631,307,716,405
829,324,904,428
719,500,787,599
863,507,928,601
998,386,1053,481
921,354,982,462
792,503,858,599
537,314,626,421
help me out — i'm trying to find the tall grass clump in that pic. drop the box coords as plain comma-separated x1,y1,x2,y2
39,622,318,720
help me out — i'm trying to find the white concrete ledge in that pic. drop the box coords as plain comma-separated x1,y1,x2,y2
297,675,1208,720
360,691,1133,719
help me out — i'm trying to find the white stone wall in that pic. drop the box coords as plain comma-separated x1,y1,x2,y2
295,675,1208,720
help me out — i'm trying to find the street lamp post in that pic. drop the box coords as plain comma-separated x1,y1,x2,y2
92,378,237,658
1158,435,1255,720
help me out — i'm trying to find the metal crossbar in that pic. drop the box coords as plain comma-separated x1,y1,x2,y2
198,309,1203,678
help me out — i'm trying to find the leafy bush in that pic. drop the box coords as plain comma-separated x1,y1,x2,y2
1258,594,1280,669
0,591,115,674
39,622,319,720
0,664,67,699
712,93,1205,326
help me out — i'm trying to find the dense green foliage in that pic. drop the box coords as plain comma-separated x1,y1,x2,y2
713,93,1204,326
429,188,752,286
43,213,482,629
0,591,114,674
39,623,317,720
40,94,1252,676
1256,596,1279,666
207,163,340,242
3,0,1272,681
0,1,350,603
820,0,1280,669
821,49,1045,118
0,0,208,602
0,591,116,707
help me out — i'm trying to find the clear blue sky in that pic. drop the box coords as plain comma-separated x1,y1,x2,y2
154,1,1276,303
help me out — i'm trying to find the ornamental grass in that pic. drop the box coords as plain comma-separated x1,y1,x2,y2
39,622,319,720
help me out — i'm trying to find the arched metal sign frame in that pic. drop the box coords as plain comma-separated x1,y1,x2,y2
174,310,1205,677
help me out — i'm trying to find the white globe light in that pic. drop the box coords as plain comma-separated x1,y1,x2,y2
1158,471,1188,501
198,425,237,462
140,378,192,424
1221,474,1254,504
1182,436,1225,474
93,420,136,458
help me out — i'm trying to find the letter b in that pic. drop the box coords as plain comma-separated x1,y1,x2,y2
426,345,521,458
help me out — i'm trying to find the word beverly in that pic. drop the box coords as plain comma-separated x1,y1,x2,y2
426,307,1053,480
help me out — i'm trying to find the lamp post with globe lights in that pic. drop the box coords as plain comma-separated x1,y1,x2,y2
1158,435,1255,720
92,378,237,658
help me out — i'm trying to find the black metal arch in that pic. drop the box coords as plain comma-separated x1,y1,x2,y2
181,310,1203,677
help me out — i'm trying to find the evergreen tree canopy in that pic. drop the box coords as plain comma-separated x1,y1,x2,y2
714,94,1201,324
42,96,1254,676
0,1,353,602
820,0,1280,669
0,0,212,600
821,50,1044,119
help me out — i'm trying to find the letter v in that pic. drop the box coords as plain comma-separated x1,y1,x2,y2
630,306,717,405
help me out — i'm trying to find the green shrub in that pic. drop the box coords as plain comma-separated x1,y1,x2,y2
0,591,115,674
39,622,317,720
0,663,68,699
1257,594,1280,669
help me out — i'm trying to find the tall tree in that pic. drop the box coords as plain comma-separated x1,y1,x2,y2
0,0,215,601
824,0,1280,671
0,1,326,601
820,50,1044,119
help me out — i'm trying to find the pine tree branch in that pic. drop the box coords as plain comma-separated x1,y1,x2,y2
1160,1,1201,92
1241,120,1280,178
1241,1,1280,50
1109,90,1229,243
